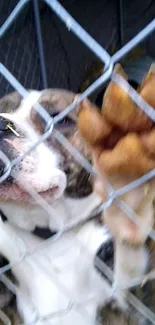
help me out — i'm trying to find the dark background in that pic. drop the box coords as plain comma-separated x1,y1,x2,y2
0,0,155,98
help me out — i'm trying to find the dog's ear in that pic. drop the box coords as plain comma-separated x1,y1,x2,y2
0,89,78,117
0,91,22,114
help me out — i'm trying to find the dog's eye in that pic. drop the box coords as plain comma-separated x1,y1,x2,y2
0,118,20,137
52,112,73,125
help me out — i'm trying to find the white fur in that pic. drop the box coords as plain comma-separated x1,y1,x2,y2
16,91,42,120
1,192,102,231
0,218,110,325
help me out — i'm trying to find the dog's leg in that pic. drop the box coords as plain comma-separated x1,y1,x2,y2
74,222,111,306
105,240,148,311
16,291,38,324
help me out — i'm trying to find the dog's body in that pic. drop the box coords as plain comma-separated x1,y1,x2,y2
0,89,154,325
0,89,112,324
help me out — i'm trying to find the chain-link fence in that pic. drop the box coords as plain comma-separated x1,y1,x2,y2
0,0,155,324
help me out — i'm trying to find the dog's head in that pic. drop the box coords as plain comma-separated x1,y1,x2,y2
0,89,91,207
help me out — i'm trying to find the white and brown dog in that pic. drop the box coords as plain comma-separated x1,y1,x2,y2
0,89,112,325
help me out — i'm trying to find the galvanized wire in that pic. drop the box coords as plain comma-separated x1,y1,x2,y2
0,0,155,324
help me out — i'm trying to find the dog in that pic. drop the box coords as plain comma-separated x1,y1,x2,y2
0,89,114,324
0,89,154,325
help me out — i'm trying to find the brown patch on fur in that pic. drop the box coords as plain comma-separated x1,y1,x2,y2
97,305,137,325
50,129,93,197
65,131,92,197
0,92,22,114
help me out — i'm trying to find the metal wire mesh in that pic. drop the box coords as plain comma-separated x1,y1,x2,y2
0,0,155,324
1,0,155,98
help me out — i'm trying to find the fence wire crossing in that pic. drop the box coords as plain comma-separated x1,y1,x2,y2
0,0,155,324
